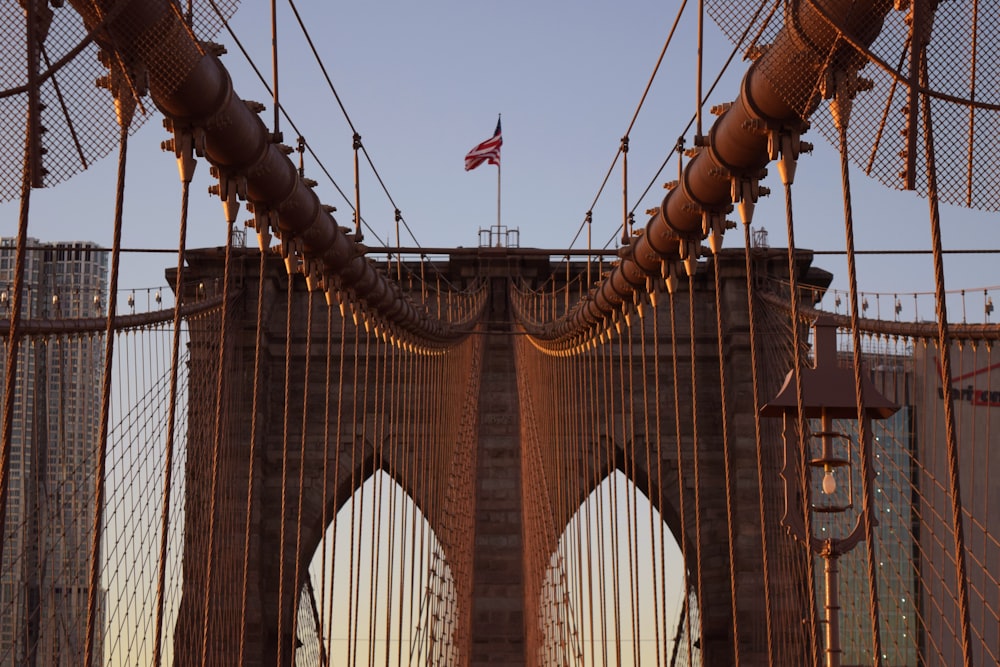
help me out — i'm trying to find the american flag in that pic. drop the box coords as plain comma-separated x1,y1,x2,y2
464,118,502,171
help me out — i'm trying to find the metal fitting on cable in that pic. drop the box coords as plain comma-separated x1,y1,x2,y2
680,239,700,277
304,258,324,292
768,128,813,186
664,260,682,294
323,275,341,310
731,175,770,226
96,49,143,128
160,123,199,183
703,211,730,255
822,69,873,133
279,237,302,276
246,207,275,251
208,167,246,223
646,276,659,309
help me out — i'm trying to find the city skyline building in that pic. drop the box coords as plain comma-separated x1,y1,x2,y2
1,237,107,665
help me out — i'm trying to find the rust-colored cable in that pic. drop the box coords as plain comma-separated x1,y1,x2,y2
366,321,389,665
383,341,401,667
317,297,338,666
781,181,821,664
274,262,296,667
667,288,696,661
324,297,348,659
837,121,887,666
154,175,191,667
712,255,742,665
583,342,600,667
290,289,316,656
408,351,429,666
639,300,664,666
740,222,776,665
570,350,588,664
685,274,707,660
349,322,372,667
85,121,128,666
596,340,611,667
607,333,624,665
921,54,975,667
393,345,412,666
622,314,641,666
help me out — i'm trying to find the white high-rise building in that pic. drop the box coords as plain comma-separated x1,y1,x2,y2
0,237,107,666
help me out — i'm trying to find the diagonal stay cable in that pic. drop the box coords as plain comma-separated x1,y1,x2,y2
597,0,780,252
626,0,780,220
205,0,467,294
280,0,452,271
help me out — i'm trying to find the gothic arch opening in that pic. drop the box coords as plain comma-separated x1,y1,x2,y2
301,471,457,665
535,470,700,666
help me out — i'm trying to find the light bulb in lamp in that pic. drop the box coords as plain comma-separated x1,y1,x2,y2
822,465,837,495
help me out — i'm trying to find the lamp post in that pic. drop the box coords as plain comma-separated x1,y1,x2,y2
762,316,899,667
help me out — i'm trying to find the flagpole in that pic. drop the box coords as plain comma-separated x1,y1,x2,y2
496,162,501,247
464,114,502,245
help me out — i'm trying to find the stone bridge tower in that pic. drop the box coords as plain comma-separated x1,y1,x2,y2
170,245,829,666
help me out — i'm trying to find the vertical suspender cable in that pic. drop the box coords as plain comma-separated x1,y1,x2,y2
395,347,411,667
392,345,411,666
571,349,588,664
596,342,610,667
686,274,707,661
781,181,821,665
583,343,599,667
274,260,296,667
623,315,641,665
639,299,664,666
395,209,403,282
366,324,386,666
353,134,363,238
407,353,427,666
153,172,192,667
201,213,238,666
317,293,335,667
85,119,129,666
345,311,362,666
608,335,623,665
920,54,975,667
651,296,672,664
291,289,316,656
621,137,630,246
0,7,39,595
270,0,280,138
667,289,695,661
740,222,776,665
587,211,593,292
712,255,741,665
426,352,443,662
324,299,348,661
836,121,886,666
350,324,372,667
695,0,704,139
1,1,39,648
963,0,979,207
382,341,399,666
